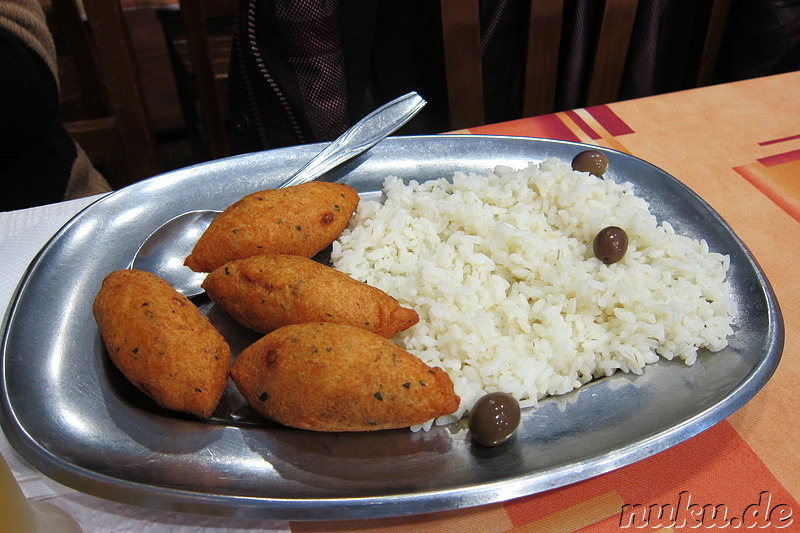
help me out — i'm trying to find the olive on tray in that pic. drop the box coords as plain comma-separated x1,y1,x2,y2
469,392,521,446
571,149,608,177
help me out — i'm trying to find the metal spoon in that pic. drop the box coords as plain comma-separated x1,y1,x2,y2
131,92,427,297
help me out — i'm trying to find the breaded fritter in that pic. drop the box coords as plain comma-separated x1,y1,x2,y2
93,269,230,418
230,322,459,431
184,181,359,273
202,254,419,337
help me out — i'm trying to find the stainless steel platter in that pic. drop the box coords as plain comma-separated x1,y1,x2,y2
0,135,783,520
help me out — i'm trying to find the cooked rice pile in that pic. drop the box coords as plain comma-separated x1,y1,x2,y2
331,159,734,426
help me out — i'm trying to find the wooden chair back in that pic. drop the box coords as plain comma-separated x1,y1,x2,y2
157,0,236,161
46,0,160,188
440,0,732,130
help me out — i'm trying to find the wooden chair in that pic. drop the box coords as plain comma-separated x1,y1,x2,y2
440,0,733,130
156,0,236,161
45,0,160,189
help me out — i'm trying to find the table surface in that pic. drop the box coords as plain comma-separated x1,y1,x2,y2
2,71,798,532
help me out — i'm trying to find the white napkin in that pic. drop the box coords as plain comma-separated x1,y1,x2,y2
1,197,291,532
0,195,103,314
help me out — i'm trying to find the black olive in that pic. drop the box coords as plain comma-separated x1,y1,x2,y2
469,392,520,446
593,226,628,264
571,150,609,177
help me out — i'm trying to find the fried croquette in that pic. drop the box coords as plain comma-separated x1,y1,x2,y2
230,322,460,431
184,181,359,273
93,269,230,418
202,254,419,337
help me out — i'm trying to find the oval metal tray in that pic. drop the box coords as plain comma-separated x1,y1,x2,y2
1,135,783,520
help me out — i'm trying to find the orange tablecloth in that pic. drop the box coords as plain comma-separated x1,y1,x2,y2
292,71,800,531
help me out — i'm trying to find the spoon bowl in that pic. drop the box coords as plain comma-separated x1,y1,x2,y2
130,92,426,297
131,210,219,296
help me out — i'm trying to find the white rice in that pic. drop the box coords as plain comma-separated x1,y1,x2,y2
330,159,734,428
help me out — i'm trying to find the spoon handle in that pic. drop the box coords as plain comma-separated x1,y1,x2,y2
278,92,427,188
